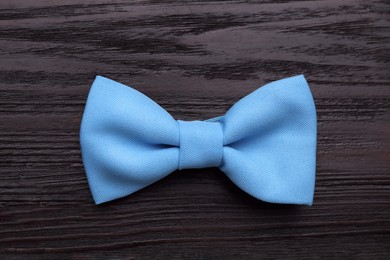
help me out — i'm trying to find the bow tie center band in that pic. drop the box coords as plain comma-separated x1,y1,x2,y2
80,75,317,205
178,120,223,169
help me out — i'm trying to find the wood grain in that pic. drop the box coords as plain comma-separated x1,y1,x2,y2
0,0,389,258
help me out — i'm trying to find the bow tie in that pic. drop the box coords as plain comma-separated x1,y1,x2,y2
80,75,317,205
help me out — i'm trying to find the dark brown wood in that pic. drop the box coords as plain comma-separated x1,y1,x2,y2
0,0,389,258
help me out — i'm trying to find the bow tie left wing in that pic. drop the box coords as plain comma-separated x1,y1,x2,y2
80,76,181,204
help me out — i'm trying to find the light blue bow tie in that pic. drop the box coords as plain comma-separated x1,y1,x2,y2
80,75,317,205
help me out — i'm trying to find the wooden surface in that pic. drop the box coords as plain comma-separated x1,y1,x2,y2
0,0,389,258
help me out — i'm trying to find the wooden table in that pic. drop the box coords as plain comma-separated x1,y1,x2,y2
1,0,389,258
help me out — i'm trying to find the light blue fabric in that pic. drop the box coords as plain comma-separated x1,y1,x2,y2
80,75,317,205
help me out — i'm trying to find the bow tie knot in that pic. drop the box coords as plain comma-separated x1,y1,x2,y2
178,120,223,170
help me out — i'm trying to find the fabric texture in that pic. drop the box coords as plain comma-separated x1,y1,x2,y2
80,75,317,205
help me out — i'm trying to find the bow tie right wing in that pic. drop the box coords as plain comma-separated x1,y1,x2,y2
80,76,180,204
220,75,317,205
